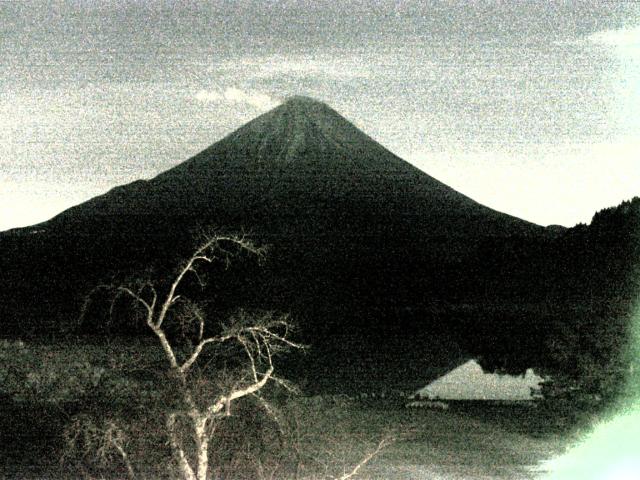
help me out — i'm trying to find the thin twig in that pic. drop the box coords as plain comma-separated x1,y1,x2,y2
333,436,393,480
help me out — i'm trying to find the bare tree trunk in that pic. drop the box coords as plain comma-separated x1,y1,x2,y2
194,415,210,480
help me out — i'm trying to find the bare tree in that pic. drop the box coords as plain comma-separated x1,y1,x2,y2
77,234,303,480
70,233,394,480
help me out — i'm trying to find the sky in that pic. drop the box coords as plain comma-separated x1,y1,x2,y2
1,0,639,231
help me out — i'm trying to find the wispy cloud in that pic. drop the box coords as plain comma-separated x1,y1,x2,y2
194,90,224,102
194,87,279,110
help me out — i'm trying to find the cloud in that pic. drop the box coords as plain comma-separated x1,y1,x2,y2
224,87,278,110
194,90,224,102
588,25,640,47
194,87,278,110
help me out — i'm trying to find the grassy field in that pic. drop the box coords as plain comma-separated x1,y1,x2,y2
277,400,571,480
0,338,574,479
0,396,574,480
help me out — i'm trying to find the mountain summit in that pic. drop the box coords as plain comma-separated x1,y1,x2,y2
218,95,393,164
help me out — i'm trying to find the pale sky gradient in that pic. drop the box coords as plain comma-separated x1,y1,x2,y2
2,1,639,231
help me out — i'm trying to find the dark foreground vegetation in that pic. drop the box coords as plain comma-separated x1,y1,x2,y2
0,230,593,480
1,195,638,478
0,354,572,480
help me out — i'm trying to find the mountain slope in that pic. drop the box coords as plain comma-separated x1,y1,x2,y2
49,96,538,236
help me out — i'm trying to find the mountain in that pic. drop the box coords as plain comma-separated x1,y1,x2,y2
48,96,537,235
1,97,637,393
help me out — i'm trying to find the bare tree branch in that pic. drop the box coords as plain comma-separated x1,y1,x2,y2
102,421,137,480
167,413,197,480
207,365,275,419
179,335,234,374
62,417,137,480
116,287,152,316
248,325,303,350
268,374,300,394
239,336,259,382
333,436,393,480
154,234,261,330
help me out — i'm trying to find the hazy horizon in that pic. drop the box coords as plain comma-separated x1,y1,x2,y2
2,1,639,231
